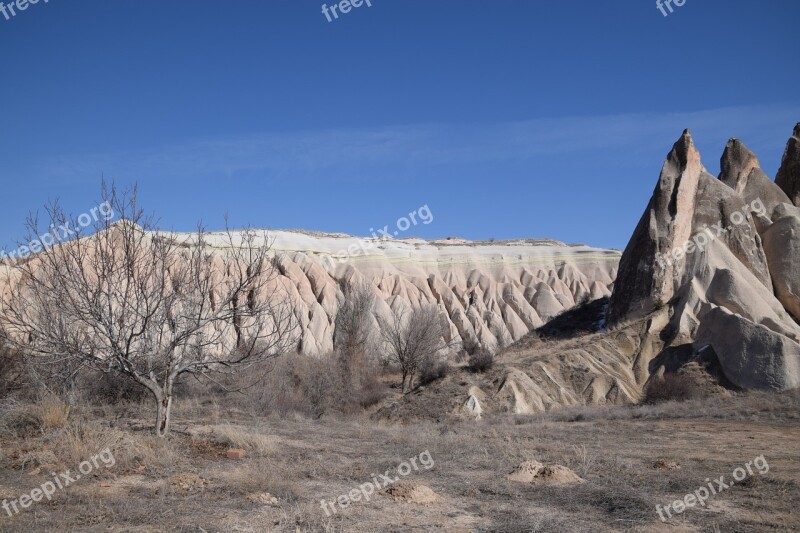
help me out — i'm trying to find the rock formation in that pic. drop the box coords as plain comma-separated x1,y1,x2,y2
378,125,800,423
607,131,774,325
609,126,800,391
776,123,800,206
163,232,620,356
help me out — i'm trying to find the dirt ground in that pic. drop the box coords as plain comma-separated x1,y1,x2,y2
0,390,797,532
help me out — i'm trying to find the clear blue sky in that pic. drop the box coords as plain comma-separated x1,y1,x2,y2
1,0,798,250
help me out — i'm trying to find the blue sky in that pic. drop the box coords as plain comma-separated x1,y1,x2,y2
1,0,798,250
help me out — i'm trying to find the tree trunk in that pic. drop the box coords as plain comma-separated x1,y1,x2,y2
154,387,174,438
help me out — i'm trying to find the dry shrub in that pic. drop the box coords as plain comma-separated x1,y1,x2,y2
291,355,340,418
356,377,387,409
54,419,178,471
80,370,150,405
571,443,596,478
150,328,388,419
468,349,494,372
0,342,25,396
16,448,59,471
0,400,178,473
0,400,41,436
418,355,449,386
379,305,447,392
644,372,706,404
222,352,386,419
216,459,275,495
0,394,70,436
36,393,71,430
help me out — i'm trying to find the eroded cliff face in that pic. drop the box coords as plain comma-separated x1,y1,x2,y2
607,126,800,392
177,232,621,356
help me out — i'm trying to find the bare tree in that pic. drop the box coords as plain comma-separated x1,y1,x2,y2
334,280,376,391
335,280,374,350
0,184,298,436
379,304,446,393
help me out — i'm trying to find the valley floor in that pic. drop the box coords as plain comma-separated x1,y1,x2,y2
0,392,798,532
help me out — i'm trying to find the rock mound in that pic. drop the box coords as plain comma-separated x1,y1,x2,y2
383,482,439,503
651,460,680,471
506,460,584,485
377,126,799,421
168,472,208,493
247,492,279,506
506,460,545,482
376,125,800,424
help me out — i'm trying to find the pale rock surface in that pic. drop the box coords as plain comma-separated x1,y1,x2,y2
695,307,800,390
760,203,800,322
164,231,620,355
608,130,713,323
463,395,482,420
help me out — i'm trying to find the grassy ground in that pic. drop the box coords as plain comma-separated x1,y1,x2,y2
0,389,797,532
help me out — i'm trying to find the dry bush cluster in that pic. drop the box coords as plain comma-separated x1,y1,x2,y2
418,355,450,386
190,350,387,421
0,396,179,475
270,352,386,418
468,348,494,372
0,342,26,396
643,371,708,404
0,393,70,437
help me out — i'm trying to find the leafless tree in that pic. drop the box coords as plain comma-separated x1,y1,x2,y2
335,281,374,350
0,184,298,436
379,304,447,393
334,280,376,390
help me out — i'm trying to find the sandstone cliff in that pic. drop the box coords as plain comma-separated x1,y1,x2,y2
166,231,620,356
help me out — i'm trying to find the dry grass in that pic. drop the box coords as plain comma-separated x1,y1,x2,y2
36,395,71,430
201,423,275,456
0,393,70,436
0,391,796,532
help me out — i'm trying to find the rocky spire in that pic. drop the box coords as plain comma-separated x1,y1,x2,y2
719,138,761,195
776,123,800,207
719,137,790,217
608,130,707,325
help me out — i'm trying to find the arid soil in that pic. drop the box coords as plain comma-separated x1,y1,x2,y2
0,390,797,532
